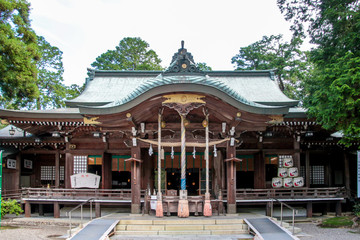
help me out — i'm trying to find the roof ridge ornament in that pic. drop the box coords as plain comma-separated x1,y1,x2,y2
165,41,203,74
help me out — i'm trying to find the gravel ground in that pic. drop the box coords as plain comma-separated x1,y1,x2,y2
0,225,68,240
296,222,360,240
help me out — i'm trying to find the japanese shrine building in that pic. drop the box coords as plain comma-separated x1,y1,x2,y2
0,43,357,218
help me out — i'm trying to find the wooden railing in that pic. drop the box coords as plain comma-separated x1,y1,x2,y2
1,189,22,200
235,187,347,200
21,188,145,200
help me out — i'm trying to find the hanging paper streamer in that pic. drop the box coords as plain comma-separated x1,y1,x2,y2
171,146,174,159
149,144,153,156
193,146,196,159
213,144,217,157
161,148,165,160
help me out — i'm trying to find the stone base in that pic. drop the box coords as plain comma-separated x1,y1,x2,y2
177,199,189,218
131,203,141,214
227,204,236,214
156,200,163,217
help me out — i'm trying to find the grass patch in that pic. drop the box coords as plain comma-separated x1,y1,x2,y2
0,225,19,230
321,216,353,228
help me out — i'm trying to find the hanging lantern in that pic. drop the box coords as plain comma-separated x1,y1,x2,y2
202,119,208,128
161,121,166,128
149,144,153,156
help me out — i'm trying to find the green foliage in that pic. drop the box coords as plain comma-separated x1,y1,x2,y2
231,35,309,99
196,62,212,71
66,83,86,100
24,36,67,110
91,37,163,71
353,202,360,217
321,216,353,228
0,0,40,109
1,198,23,218
278,0,360,144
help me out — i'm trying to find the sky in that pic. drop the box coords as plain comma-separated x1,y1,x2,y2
27,0,293,86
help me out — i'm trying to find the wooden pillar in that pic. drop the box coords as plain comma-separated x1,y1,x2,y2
226,143,236,214
15,153,21,190
293,140,300,169
305,150,310,188
344,152,350,193
54,202,60,218
141,148,152,190
254,152,265,189
65,146,73,189
39,204,44,216
55,151,60,188
336,201,342,216
25,201,31,217
266,202,272,216
131,147,141,214
306,202,313,218
95,202,101,218
101,153,112,189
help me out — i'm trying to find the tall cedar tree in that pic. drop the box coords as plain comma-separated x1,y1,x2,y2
0,0,40,109
278,0,360,144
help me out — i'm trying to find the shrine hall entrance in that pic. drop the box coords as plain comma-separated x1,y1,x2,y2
154,152,212,196
166,168,200,196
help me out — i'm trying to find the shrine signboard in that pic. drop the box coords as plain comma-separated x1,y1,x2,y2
70,173,100,188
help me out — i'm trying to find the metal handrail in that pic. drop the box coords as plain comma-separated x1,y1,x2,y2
270,198,298,235
67,197,95,238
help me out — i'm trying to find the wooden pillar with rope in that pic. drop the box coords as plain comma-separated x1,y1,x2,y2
203,110,212,216
156,110,164,217
178,114,190,217
126,148,142,214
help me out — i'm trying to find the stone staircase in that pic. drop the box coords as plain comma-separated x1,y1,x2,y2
114,218,250,236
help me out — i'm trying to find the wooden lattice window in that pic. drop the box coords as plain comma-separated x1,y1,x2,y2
311,165,324,184
40,166,65,181
73,155,87,174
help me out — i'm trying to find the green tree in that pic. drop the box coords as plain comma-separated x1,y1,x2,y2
66,83,85,100
91,37,162,71
196,62,212,71
278,0,360,143
0,0,40,109
231,35,309,99
25,36,67,109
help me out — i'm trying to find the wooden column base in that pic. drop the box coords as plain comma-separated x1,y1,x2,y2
266,202,272,217
336,201,342,216
95,202,101,218
54,202,60,218
307,202,313,218
131,204,141,214
25,201,31,218
227,204,236,214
